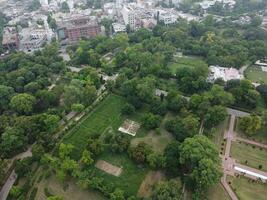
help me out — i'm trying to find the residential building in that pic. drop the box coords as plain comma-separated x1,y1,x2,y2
2,27,19,51
121,5,136,31
207,65,243,82
19,28,47,52
57,15,101,43
112,23,126,33
158,11,178,25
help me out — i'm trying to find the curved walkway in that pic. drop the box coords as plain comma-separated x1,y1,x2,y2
0,147,32,200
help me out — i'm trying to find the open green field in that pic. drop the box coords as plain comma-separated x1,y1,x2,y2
168,56,206,75
210,116,229,155
227,176,267,200
245,66,267,84
63,95,126,159
207,183,230,200
235,118,267,144
231,141,267,172
93,152,148,196
35,174,105,200
131,112,174,153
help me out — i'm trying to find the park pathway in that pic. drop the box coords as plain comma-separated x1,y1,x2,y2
235,137,267,149
0,147,32,200
221,114,238,200
221,109,267,200
0,170,17,200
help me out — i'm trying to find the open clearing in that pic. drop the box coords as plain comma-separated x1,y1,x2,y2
137,171,165,198
93,152,148,196
63,95,125,159
211,116,229,155
168,56,207,75
95,160,122,177
235,118,267,144
227,176,267,200
131,113,174,153
35,173,105,200
207,183,230,200
131,131,173,153
245,66,267,84
231,141,267,172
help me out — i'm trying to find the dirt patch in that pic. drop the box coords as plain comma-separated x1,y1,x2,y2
137,171,165,198
95,160,123,177
118,119,140,136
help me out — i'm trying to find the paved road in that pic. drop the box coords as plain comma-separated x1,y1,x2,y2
239,65,249,75
221,174,238,200
0,170,17,200
224,115,236,157
227,108,250,118
221,114,239,200
0,147,32,200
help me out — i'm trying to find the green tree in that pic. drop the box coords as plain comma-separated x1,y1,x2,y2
147,152,166,169
87,138,104,156
0,85,15,111
128,142,152,164
190,158,222,192
141,113,161,130
152,180,182,200
0,158,7,181
121,103,135,115
10,93,36,114
164,141,181,176
0,127,27,157
71,103,85,112
179,135,221,197
110,188,125,200
47,195,63,200
80,150,94,166
61,1,70,13
204,106,227,128
239,115,262,136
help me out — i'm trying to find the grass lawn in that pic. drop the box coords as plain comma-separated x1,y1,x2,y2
245,65,267,84
130,113,174,153
231,141,267,172
63,94,126,159
227,176,267,200
168,56,207,75
207,183,230,200
93,152,148,196
210,116,229,155
235,118,267,144
35,173,105,200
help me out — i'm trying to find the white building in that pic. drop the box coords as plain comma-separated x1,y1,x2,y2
121,5,136,31
159,12,178,25
39,0,49,7
112,23,126,33
207,65,243,82
19,28,47,52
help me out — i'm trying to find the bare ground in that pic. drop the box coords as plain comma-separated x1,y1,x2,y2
137,171,165,198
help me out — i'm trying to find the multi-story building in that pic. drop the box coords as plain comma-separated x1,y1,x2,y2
112,23,126,34
57,15,101,43
158,12,178,25
19,28,47,52
2,27,19,51
121,5,136,31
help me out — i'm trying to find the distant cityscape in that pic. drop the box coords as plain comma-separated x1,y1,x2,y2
2,0,265,54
